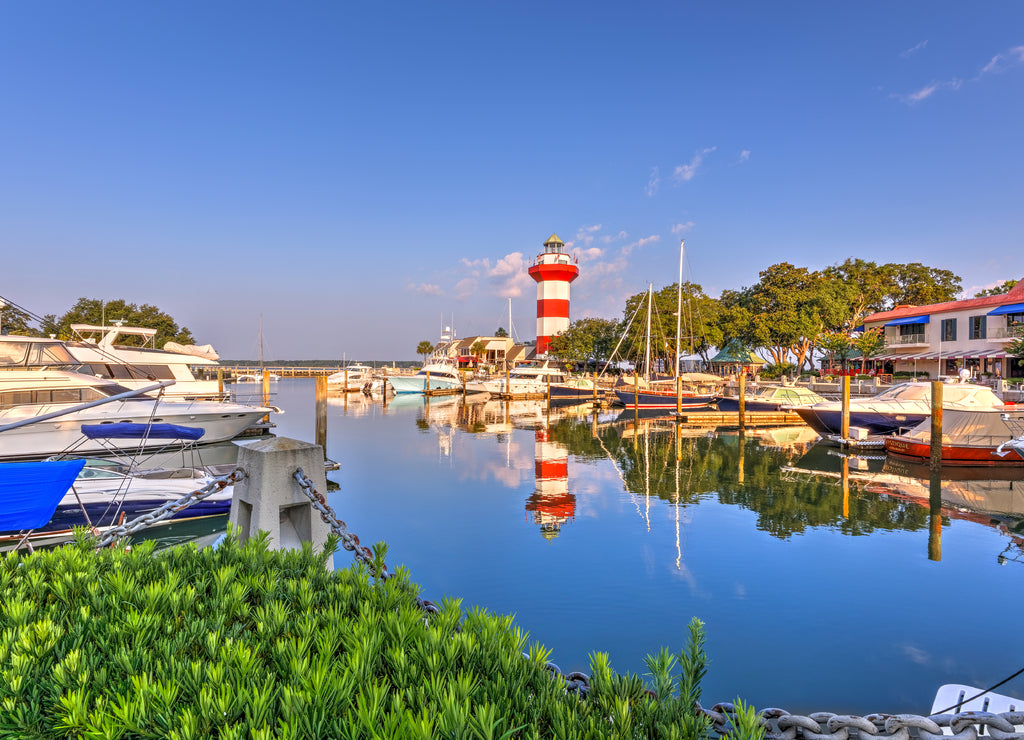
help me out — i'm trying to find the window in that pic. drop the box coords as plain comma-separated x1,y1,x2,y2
969,315,987,339
899,324,925,340
941,318,957,341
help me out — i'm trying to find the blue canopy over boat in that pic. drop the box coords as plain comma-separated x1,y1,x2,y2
0,459,87,530
80,423,206,441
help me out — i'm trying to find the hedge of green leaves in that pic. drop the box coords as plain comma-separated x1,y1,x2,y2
0,531,749,739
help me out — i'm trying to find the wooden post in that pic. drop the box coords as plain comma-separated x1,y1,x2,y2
676,376,682,415
505,365,511,400
315,376,327,458
592,372,598,405
633,373,639,409
930,380,943,473
344,368,349,392
841,375,851,441
738,373,746,431
425,370,431,396
217,368,224,395
546,373,551,409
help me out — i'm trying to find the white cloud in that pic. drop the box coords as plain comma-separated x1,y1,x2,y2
894,44,1024,104
671,221,695,235
454,277,477,300
621,234,660,256
409,282,443,296
601,230,628,244
672,147,716,183
900,40,928,58
572,224,603,248
737,149,751,163
575,246,604,262
645,166,660,197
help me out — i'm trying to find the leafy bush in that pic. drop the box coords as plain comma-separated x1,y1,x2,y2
893,371,929,379
0,531,732,739
759,363,795,379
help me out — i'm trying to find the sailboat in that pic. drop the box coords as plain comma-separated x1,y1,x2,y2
613,242,721,410
236,316,279,383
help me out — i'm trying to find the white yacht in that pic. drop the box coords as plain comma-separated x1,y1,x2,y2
326,364,375,391
388,358,463,393
64,324,225,400
464,358,570,397
0,369,271,459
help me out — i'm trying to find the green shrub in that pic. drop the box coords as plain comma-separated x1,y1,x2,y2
760,363,795,379
0,531,732,739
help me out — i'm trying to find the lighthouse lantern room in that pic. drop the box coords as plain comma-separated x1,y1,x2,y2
527,234,579,355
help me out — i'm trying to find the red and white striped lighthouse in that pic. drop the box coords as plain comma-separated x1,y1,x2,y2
527,234,579,355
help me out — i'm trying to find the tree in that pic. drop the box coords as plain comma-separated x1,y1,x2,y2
853,327,885,373
546,317,622,369
415,340,435,364
494,327,508,337
0,300,41,336
975,280,1019,297
470,340,487,366
52,298,195,347
619,282,720,372
826,259,963,322
816,331,855,373
888,263,961,307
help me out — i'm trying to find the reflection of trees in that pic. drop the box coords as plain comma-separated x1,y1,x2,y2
546,415,931,540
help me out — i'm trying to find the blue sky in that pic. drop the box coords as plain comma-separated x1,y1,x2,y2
2,2,1022,360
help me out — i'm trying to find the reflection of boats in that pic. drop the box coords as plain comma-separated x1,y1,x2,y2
0,370,270,458
885,409,1024,466
749,425,820,452
236,372,279,383
791,382,1005,436
326,364,375,391
715,384,825,412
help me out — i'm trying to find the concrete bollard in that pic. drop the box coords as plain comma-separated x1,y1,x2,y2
230,436,334,570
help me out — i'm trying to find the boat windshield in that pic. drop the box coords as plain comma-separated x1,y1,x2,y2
872,383,930,402
0,381,136,410
0,339,80,369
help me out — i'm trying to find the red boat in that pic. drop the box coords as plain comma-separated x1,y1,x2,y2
884,409,1024,467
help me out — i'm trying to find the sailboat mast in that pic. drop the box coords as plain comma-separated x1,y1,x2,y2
259,315,264,369
644,283,652,380
676,240,684,376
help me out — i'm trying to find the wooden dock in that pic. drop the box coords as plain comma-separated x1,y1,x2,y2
672,411,804,426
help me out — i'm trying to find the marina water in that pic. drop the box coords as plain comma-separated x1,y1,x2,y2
241,379,1024,715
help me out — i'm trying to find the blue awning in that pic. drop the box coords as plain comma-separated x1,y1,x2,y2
0,459,86,531
987,302,1024,316
80,423,205,441
884,316,930,327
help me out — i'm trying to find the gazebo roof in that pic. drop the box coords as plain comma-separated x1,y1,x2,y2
709,340,765,365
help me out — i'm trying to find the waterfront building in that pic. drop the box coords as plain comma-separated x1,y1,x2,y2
527,234,579,355
863,279,1024,380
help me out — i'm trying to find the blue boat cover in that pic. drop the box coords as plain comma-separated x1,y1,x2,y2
987,302,1024,316
0,459,86,530
884,315,930,326
80,423,206,441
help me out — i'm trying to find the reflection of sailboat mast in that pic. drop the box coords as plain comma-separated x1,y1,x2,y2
643,419,651,532
675,423,682,570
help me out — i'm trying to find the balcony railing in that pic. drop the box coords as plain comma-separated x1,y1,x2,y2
884,334,927,346
987,325,1021,340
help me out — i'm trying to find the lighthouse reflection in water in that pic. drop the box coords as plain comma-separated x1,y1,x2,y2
273,383,1024,715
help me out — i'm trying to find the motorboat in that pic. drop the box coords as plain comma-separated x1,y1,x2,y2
326,364,375,391
790,381,1005,437
549,376,597,405
388,358,463,393
714,384,826,412
464,358,571,397
63,324,225,400
884,408,1024,466
0,370,271,459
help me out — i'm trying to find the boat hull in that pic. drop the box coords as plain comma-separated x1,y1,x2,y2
714,397,802,412
793,407,927,436
884,436,1024,466
387,375,462,394
613,389,715,410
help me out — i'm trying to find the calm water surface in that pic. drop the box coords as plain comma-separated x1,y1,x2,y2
258,379,1024,715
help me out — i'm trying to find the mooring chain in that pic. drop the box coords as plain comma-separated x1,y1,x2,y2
697,704,1024,740
96,468,246,547
292,468,439,615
